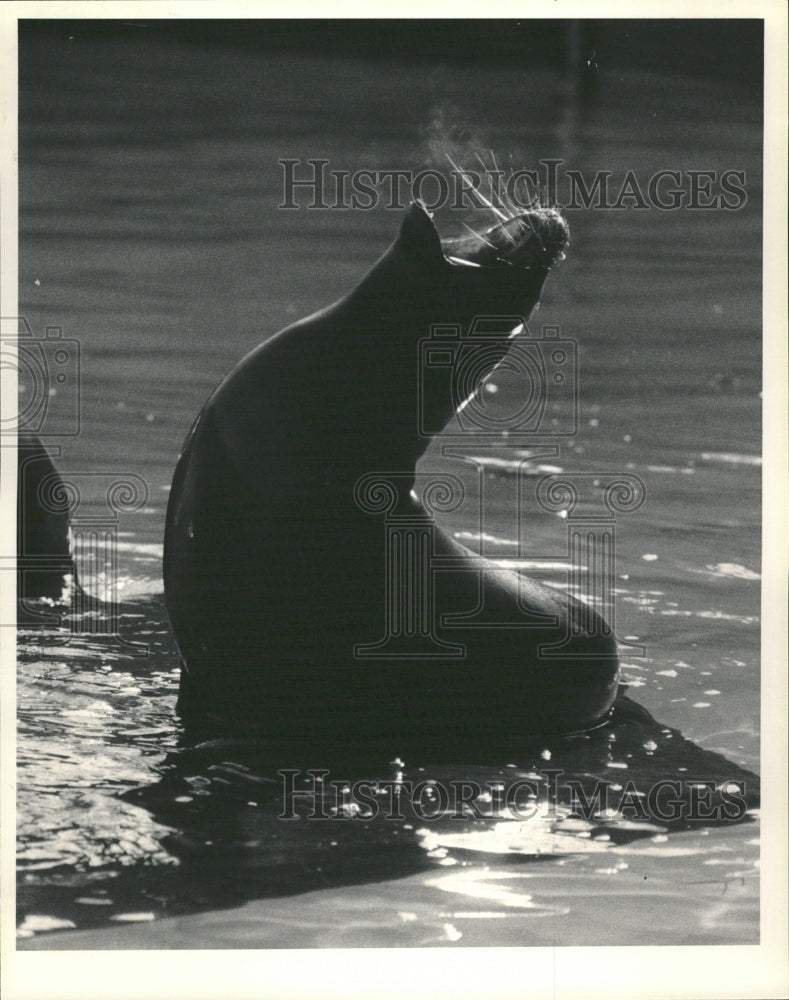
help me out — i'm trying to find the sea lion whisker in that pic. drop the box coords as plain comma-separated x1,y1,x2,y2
472,187,511,225
473,150,489,173
460,221,497,249
474,150,514,220
445,153,510,224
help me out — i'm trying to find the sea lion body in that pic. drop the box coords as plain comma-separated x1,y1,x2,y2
164,204,618,740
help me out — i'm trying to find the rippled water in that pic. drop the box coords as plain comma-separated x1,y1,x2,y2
16,27,761,946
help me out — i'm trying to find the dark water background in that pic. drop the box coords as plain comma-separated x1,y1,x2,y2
16,22,761,946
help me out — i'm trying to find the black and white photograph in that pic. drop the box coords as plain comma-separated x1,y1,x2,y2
1,4,786,998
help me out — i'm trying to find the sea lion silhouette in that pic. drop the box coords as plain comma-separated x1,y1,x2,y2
164,202,619,740
17,433,75,604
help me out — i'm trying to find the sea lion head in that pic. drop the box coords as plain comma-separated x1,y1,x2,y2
357,200,569,448
390,199,569,321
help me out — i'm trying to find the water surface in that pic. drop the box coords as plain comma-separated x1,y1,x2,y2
16,28,761,947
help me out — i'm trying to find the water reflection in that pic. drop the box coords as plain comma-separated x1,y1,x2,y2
17,594,758,937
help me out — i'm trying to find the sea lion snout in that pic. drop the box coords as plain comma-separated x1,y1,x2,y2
397,199,569,273
440,204,569,271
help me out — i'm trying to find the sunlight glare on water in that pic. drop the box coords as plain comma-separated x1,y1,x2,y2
16,26,761,947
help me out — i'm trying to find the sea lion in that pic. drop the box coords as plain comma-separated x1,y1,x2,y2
17,433,75,603
164,202,618,741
